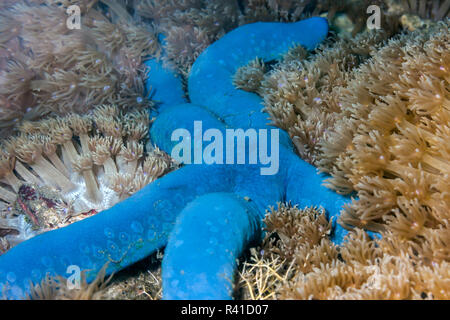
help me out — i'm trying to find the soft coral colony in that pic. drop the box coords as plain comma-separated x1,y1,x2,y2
238,19,450,299
0,105,174,253
0,0,158,137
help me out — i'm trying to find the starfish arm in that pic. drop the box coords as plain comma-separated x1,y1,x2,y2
0,163,236,299
188,17,328,132
147,17,352,298
162,193,262,300
144,59,187,110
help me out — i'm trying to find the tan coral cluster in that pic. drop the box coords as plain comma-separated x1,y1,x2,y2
233,57,267,93
0,0,159,137
238,204,449,300
258,20,449,231
242,20,449,299
0,104,176,254
260,31,391,165
242,20,450,299
318,21,449,236
135,0,241,75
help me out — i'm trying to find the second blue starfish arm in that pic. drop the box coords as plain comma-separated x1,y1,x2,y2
189,17,329,116
162,192,262,300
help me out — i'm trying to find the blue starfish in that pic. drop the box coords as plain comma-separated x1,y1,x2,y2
0,17,351,300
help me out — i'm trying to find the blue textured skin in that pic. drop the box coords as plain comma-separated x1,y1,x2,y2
162,193,262,299
0,17,351,300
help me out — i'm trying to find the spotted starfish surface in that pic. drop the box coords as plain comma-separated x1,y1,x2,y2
0,17,351,300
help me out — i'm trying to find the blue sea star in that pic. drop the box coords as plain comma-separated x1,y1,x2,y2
0,17,352,300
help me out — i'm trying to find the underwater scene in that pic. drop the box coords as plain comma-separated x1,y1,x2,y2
0,0,448,301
